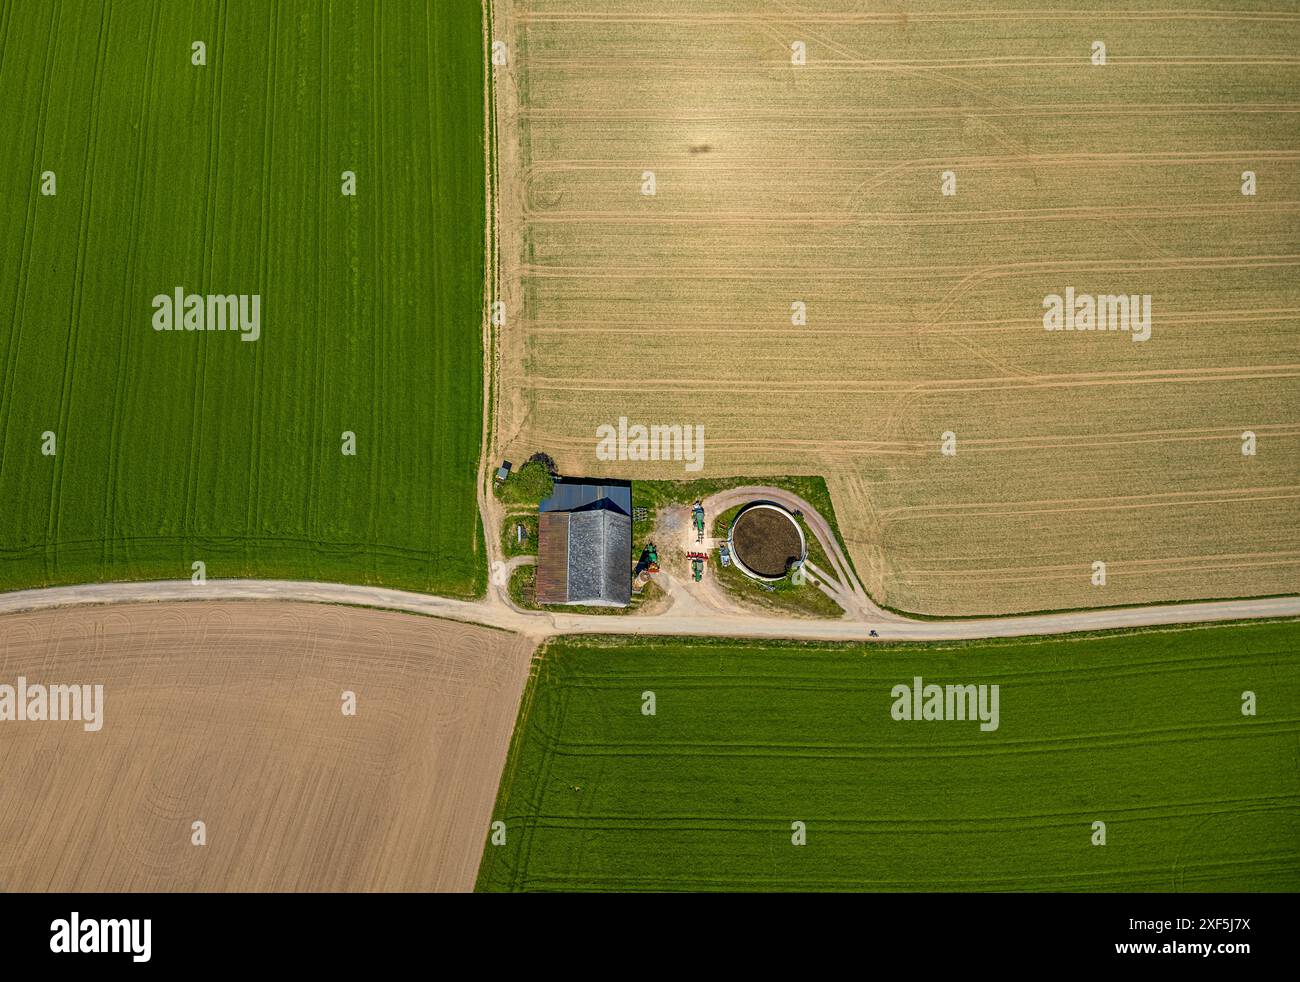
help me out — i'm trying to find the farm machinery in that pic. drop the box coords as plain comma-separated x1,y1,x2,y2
634,543,661,591
687,551,709,582
635,543,660,575
692,500,705,543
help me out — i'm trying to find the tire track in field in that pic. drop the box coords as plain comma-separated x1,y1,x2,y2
368,0,383,572
426,0,447,590
524,306,1300,337
522,363,1300,394
522,102,1300,123
526,717,1300,762
525,420,1298,451
519,10,1300,27
917,545,1300,567
51,0,113,580
518,795,1300,831
897,553,1300,583
180,0,218,561
520,254,1300,283
185,0,229,549
830,473,888,596
898,555,1300,582
557,643,1281,686
895,561,1300,594
244,0,278,572
0,0,13,85
525,432,1292,467
0,0,60,529
517,853,1300,892
534,424,1300,457
0,529,496,562
524,202,1300,228
523,149,1300,178
895,553,1300,582
881,486,1300,521
528,56,1300,73
758,0,1060,147
513,682,571,892
309,4,329,544
0,0,19,498
528,330,1298,407
102,0,163,573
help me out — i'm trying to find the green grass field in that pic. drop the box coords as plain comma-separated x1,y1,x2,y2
0,1,486,597
479,621,1300,891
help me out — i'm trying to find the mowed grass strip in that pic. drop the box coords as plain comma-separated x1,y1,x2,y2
0,1,486,596
479,621,1300,891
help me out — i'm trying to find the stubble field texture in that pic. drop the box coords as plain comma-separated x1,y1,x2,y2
0,1,487,597
478,620,1300,892
490,0,1300,615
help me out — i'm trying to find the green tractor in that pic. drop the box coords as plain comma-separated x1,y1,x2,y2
637,543,660,575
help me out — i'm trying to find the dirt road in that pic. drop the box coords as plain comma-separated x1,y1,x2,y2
1,577,1294,643
6,474,1294,644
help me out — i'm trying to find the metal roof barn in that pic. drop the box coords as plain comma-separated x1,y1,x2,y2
535,481,632,606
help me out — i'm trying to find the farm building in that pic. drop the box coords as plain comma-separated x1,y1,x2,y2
535,480,633,607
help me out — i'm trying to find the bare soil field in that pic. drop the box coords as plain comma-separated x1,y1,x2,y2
0,602,534,891
490,0,1300,615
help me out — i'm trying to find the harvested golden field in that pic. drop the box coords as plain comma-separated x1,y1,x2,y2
0,603,534,891
490,0,1300,615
